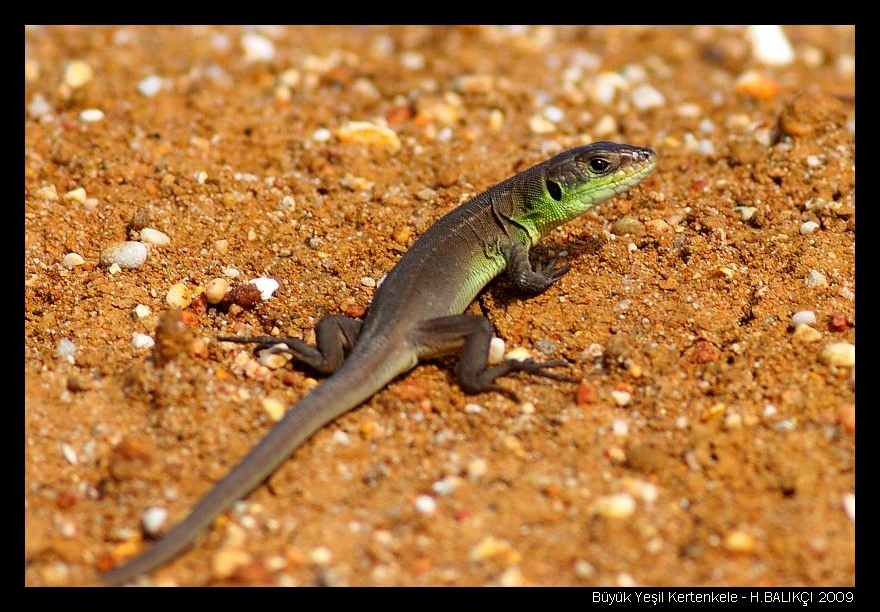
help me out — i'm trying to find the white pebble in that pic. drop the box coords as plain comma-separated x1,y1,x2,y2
747,25,794,67
528,114,557,134
791,310,817,326
28,93,53,118
488,337,506,365
611,419,629,436
137,75,164,97
132,304,151,319
312,127,332,142
100,241,148,269
594,493,636,518
57,339,77,361
249,277,280,300
432,476,460,496
414,494,437,514
504,347,532,362
309,546,332,565
61,253,85,269
466,458,488,479
241,32,276,63
141,506,169,536
818,342,855,368
800,221,820,235
61,443,78,465
588,72,627,105
593,114,618,137
630,84,665,111
262,397,287,422
610,390,632,407
842,493,855,522
360,276,377,288
464,403,483,414
804,269,828,287
63,59,93,88
139,227,171,246
543,105,564,123
732,206,757,221
131,333,155,349
79,108,104,123
64,187,87,203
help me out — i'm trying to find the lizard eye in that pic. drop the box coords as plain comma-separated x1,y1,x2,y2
545,179,562,201
588,157,611,174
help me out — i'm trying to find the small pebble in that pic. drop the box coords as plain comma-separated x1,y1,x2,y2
466,458,488,479
488,337,506,365
139,227,171,246
141,507,169,536
800,221,820,235
842,493,855,522
804,269,828,288
528,114,557,134
594,493,636,518
63,59,94,88
611,216,645,236
241,32,275,63
28,93,53,118
213,548,254,578
735,70,780,100
79,108,104,123
723,529,757,553
262,397,287,422
335,121,401,152
630,84,665,111
747,25,794,67
100,241,148,269
504,347,531,362
35,184,59,201
414,494,437,514
64,187,87,203
818,342,855,367
469,536,517,563
56,338,77,361
132,304,151,319
829,312,849,331
205,278,230,304
131,333,155,349
61,253,86,269
165,282,193,308
791,324,822,344
309,546,332,565
610,390,632,407
61,443,78,465
733,206,757,221
249,277,280,300
137,75,164,97
791,310,817,326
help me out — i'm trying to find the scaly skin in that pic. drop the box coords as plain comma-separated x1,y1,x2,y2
100,141,657,584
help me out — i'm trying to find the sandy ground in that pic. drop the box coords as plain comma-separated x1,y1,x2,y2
25,26,854,586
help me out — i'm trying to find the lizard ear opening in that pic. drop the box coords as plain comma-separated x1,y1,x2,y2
545,179,563,201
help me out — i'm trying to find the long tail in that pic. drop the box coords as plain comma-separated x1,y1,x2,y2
100,348,408,584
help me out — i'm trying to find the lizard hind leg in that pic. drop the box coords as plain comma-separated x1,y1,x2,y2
412,314,578,401
218,315,362,375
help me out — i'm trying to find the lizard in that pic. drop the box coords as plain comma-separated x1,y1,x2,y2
99,140,658,584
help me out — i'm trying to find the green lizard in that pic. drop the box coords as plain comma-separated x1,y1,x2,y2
100,140,657,584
